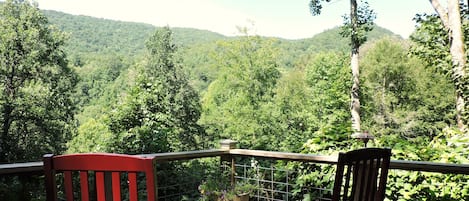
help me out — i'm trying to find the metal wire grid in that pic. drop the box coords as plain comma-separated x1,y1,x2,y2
234,159,333,201
156,159,209,201
157,181,199,201
155,157,335,201
29,161,466,201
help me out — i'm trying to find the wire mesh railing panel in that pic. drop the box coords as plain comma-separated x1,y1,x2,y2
156,158,220,201
233,157,334,201
4,147,469,201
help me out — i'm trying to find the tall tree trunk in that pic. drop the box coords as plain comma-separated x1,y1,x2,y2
350,0,361,132
430,0,467,131
448,0,466,131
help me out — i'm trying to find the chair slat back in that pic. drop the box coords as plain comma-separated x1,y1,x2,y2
44,153,157,201
332,148,391,201
112,172,121,201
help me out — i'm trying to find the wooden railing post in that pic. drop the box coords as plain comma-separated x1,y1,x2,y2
220,139,237,150
220,139,237,186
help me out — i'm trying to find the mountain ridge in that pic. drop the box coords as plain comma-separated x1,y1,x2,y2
42,9,400,59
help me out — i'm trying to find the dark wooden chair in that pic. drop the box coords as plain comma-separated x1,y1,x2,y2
332,148,391,201
43,153,157,201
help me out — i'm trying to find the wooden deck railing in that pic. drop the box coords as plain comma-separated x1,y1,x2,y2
0,161,43,176
2,147,469,176
1,140,469,200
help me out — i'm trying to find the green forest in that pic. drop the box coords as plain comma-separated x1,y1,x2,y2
0,0,468,200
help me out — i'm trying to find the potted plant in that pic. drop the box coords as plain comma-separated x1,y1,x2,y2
229,180,255,201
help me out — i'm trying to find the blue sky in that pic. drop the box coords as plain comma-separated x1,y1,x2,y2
33,0,437,39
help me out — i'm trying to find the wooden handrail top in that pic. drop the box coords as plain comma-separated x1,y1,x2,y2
229,149,338,164
390,160,469,175
0,161,43,175
140,149,229,162
2,149,469,175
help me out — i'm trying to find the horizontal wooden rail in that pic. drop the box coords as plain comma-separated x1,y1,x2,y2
229,149,469,175
0,161,43,175
141,149,229,162
390,160,469,175
229,149,338,164
1,149,469,176
0,149,229,176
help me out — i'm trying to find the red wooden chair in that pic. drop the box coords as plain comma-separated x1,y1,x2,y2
43,153,157,201
332,148,391,201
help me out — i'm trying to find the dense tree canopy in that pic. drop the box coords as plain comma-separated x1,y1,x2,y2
361,38,455,143
411,2,469,130
200,35,281,149
108,27,203,154
0,0,77,162
300,52,353,153
1,2,468,200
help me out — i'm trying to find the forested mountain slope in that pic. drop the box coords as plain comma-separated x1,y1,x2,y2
291,26,400,53
41,8,402,123
1,1,467,200
43,10,226,58
43,9,397,63
41,8,400,106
